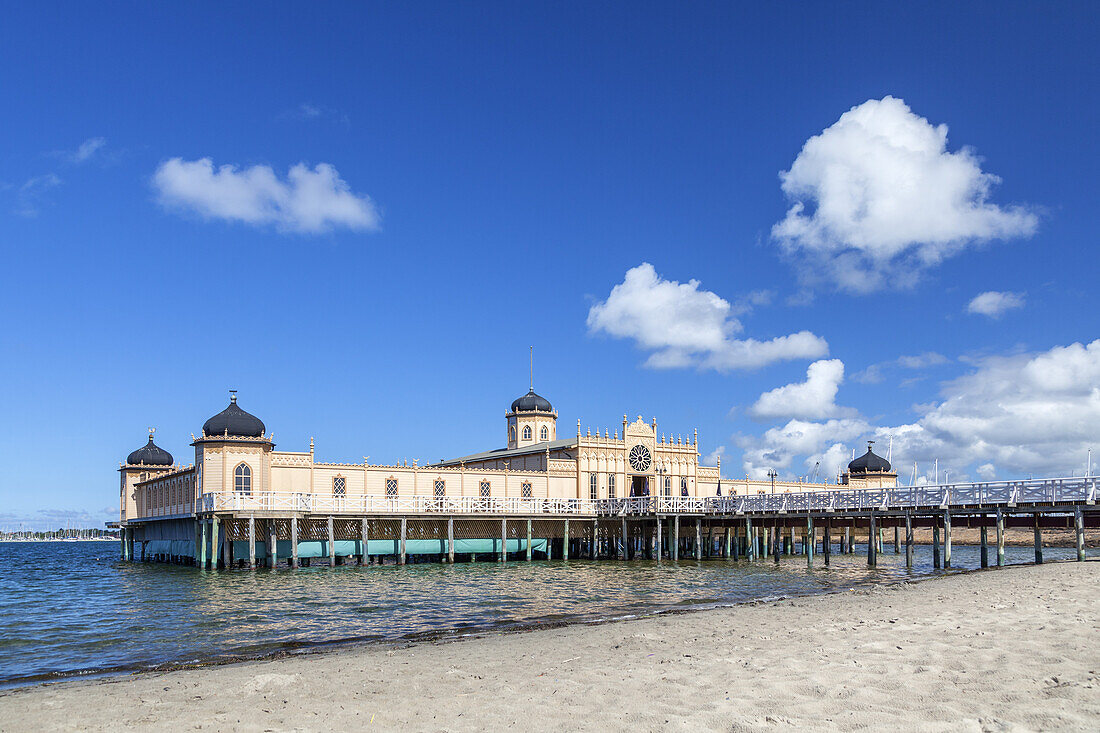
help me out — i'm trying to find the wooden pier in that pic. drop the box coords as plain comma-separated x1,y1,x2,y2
120,476,1099,569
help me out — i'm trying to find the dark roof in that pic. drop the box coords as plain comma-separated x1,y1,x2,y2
435,437,576,466
202,395,265,438
510,389,553,413
127,435,173,466
848,446,892,473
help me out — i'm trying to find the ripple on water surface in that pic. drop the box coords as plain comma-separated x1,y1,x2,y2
0,540,1091,687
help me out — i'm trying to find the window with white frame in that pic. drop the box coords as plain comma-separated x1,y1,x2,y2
680,477,688,496
522,425,532,441
434,479,446,497
333,476,346,497
608,473,616,498
480,480,491,498
589,472,598,500
521,481,532,498
385,477,398,497
234,463,252,495
664,476,671,497
540,425,548,441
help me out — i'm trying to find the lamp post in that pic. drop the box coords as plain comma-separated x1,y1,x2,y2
768,469,777,494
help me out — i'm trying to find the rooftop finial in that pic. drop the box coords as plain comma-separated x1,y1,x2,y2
529,345,534,392
230,389,238,404
867,440,875,451
148,427,155,441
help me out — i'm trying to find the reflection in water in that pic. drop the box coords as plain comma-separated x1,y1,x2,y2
0,541,1091,687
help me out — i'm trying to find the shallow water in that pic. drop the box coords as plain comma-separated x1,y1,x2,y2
0,540,1091,688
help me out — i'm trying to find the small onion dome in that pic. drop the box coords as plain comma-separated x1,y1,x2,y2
202,394,265,438
127,434,173,466
848,446,891,474
510,389,553,413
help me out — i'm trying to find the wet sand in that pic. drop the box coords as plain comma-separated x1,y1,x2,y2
1,561,1097,731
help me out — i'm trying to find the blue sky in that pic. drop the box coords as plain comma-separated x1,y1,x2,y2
1,3,1098,529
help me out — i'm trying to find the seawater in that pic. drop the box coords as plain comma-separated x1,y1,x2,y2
0,540,1091,688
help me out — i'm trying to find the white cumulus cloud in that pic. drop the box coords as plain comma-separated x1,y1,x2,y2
586,263,828,371
772,96,1037,293
738,417,871,480
967,290,1025,318
749,359,855,420
153,157,379,234
739,340,1100,482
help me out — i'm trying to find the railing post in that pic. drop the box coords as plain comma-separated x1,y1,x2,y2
867,511,877,567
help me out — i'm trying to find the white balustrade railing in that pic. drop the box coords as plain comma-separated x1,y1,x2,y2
193,476,1098,518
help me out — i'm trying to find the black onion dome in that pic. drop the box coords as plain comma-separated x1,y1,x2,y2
203,395,265,437
510,389,553,413
127,435,173,466
848,446,892,473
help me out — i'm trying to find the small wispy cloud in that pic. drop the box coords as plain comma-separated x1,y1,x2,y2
278,103,350,126
153,157,380,234
852,351,950,384
14,173,62,217
50,136,108,165
967,291,1025,318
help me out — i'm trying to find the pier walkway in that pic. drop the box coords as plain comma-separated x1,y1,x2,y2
122,476,1098,569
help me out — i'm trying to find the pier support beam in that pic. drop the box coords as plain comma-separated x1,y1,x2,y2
980,518,989,568
694,519,702,560
328,517,336,568
499,518,507,563
725,527,732,559
591,519,597,560
996,507,1005,567
867,512,877,567
1075,506,1085,562
210,515,220,569
894,524,900,554
362,518,370,565
822,521,830,566
905,511,914,568
672,516,680,561
290,516,299,568
653,517,660,560
806,516,814,567
843,525,851,554
932,520,941,569
248,515,256,569
527,519,534,561
773,522,781,565
563,519,570,560
399,516,408,565
1033,513,1043,564
268,520,277,568
447,517,455,563
745,518,754,561
944,509,952,569
621,518,629,561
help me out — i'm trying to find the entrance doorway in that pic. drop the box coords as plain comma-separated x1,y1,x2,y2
630,475,648,497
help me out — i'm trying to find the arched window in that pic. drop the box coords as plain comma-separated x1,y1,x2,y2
333,476,346,498
509,425,516,442
434,479,446,497
385,477,398,497
680,477,688,497
608,474,616,499
540,425,548,441
522,425,532,441
589,472,598,500
521,481,532,498
234,463,252,495
664,477,671,497
479,480,491,498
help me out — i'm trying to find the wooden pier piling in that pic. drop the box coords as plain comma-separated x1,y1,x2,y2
996,507,1005,567
944,509,952,569
290,516,298,568
328,516,336,567
806,516,814,567
905,510,913,568
1075,506,1085,562
563,519,570,560
269,520,277,568
980,519,988,568
672,516,680,560
527,518,534,561
932,521,940,569
1033,513,1043,564
248,515,256,569
867,511,877,567
694,519,702,560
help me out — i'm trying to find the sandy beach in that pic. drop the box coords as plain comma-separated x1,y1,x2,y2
2,561,1097,731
